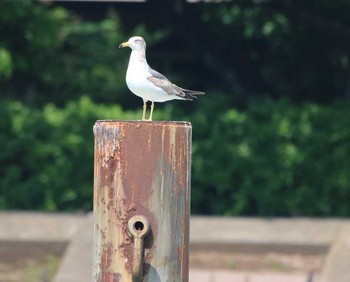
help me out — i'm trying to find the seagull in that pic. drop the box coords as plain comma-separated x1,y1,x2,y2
119,36,205,121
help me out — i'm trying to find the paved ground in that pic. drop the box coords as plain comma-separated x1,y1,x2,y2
56,220,320,282
320,225,350,282
52,214,337,282
1,212,349,282
189,270,318,282
1,212,348,246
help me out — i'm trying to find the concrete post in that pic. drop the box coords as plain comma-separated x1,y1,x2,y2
93,120,191,282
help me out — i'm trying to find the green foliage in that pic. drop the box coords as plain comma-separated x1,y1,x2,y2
1,1,350,216
196,2,350,102
0,47,12,78
0,97,144,210
1,97,349,217
0,1,130,106
191,98,350,216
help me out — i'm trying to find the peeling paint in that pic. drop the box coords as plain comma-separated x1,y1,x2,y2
93,121,191,282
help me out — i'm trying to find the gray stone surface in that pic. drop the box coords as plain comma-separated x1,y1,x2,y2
54,214,93,282
0,212,86,241
1,212,349,282
320,225,350,282
183,269,314,282
1,212,348,247
190,216,350,247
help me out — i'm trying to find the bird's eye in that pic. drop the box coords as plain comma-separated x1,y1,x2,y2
135,39,141,43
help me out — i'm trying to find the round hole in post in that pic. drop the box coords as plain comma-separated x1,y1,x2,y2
134,221,144,231
128,215,150,238
127,215,151,281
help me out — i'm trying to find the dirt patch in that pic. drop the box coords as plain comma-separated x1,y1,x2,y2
0,241,325,281
0,241,67,282
190,250,325,273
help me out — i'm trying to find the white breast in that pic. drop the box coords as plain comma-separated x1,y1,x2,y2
125,52,182,102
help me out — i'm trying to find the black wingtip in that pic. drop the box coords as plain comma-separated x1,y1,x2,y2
184,92,205,101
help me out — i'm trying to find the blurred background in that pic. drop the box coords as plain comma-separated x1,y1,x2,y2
1,0,350,217
1,0,350,281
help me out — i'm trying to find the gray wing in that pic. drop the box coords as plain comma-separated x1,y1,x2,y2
147,67,205,100
148,67,169,80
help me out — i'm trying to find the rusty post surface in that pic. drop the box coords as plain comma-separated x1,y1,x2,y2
93,121,191,282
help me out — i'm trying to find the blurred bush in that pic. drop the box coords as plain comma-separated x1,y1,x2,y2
191,98,350,216
0,97,140,210
1,97,349,216
1,1,350,216
0,1,131,107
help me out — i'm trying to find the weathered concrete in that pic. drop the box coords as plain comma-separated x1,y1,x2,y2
1,212,349,282
0,212,86,241
189,270,318,282
54,214,93,282
1,212,348,249
190,216,349,248
320,225,350,282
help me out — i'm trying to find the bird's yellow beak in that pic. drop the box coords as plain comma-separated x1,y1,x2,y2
119,42,129,48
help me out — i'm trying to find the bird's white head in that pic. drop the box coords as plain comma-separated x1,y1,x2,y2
119,36,146,50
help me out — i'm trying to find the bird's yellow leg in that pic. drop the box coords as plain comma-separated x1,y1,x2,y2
148,101,154,121
142,100,147,121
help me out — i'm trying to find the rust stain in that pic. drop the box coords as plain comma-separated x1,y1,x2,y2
176,243,189,280
99,243,113,271
93,121,191,281
99,272,121,282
